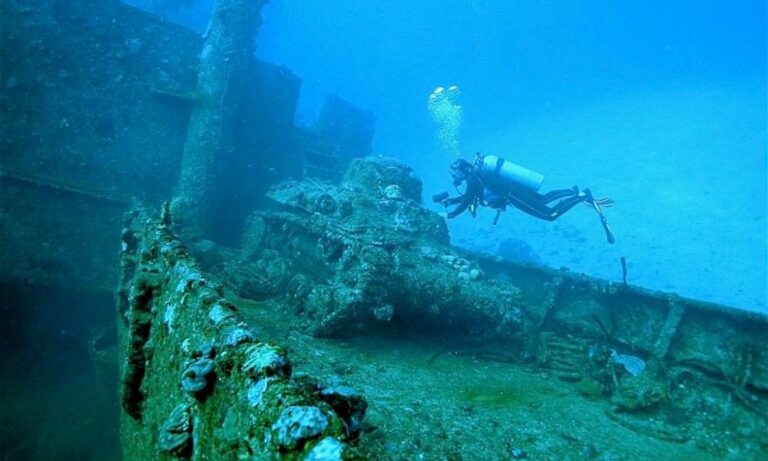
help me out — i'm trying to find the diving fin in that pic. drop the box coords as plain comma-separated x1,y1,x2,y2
594,197,615,207
600,213,616,244
583,189,616,244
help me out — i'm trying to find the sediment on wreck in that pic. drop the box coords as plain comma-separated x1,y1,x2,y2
171,0,268,239
231,156,528,344
228,155,768,456
116,205,367,460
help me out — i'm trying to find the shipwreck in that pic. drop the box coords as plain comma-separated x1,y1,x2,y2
1,1,766,460
115,156,768,460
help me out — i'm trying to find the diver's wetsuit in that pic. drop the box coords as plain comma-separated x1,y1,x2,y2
445,174,483,219
443,172,584,221
503,185,585,221
437,154,616,242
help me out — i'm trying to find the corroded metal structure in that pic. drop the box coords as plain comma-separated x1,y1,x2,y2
224,156,768,456
4,1,764,458
116,206,367,460
115,158,767,459
172,0,268,237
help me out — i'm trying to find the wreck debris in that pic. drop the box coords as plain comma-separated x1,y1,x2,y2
158,403,193,457
271,405,330,450
247,379,269,408
207,303,237,327
305,437,347,461
667,357,768,421
648,300,686,373
620,256,628,286
171,0,268,237
120,274,157,420
242,343,292,380
318,386,368,437
526,275,564,355
230,156,525,342
537,332,589,382
221,155,768,457
180,358,216,397
221,324,257,348
116,206,368,459
610,350,646,377
117,154,768,459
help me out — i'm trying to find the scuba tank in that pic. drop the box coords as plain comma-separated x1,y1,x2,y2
478,155,544,192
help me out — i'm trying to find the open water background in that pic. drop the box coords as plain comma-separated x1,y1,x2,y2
132,0,767,312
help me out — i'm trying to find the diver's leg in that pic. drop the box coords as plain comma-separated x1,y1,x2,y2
540,188,578,204
550,195,586,218
506,191,560,221
507,189,585,221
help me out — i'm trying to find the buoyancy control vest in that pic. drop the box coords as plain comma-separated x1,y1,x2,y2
478,155,544,194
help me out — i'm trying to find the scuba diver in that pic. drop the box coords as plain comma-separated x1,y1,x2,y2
433,153,616,243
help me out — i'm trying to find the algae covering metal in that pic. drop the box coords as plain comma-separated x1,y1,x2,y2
473,256,768,453
116,157,767,459
171,0,268,238
116,205,367,460
227,156,768,458
232,156,526,342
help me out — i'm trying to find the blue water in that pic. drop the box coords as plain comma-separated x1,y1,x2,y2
130,0,768,311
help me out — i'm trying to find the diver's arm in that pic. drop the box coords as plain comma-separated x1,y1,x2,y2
443,196,465,206
447,194,472,218
447,176,482,219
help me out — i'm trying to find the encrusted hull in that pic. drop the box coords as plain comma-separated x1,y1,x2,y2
117,158,768,459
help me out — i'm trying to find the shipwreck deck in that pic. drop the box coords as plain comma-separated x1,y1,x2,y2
239,297,728,461
115,158,768,460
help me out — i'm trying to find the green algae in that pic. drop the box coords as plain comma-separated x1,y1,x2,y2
575,378,605,400
460,383,547,409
